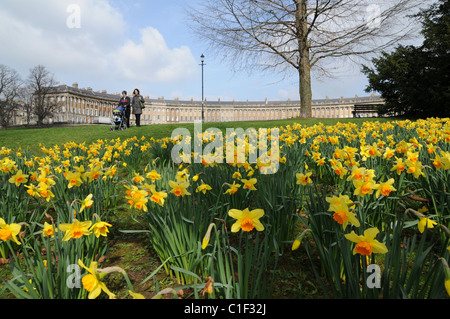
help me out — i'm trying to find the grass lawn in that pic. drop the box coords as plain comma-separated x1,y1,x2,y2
0,116,390,152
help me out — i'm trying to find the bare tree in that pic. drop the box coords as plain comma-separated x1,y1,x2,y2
0,64,22,129
27,65,59,126
187,0,430,117
19,84,36,127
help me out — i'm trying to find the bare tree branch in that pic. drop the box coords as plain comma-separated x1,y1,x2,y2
0,64,22,129
27,65,59,126
186,0,431,117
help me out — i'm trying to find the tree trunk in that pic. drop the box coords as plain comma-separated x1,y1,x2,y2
297,0,312,118
37,115,44,127
299,51,312,118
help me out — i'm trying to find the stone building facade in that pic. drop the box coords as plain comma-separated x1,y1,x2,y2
44,83,384,125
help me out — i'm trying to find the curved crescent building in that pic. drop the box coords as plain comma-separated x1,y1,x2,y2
23,83,384,125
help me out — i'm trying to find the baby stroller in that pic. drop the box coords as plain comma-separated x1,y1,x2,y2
111,106,127,131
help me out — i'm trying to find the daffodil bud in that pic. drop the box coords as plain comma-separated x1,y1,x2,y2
129,290,146,299
292,238,301,251
292,229,311,251
202,223,216,249
445,279,450,298
441,258,450,297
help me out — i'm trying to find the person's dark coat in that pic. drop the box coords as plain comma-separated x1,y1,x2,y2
119,96,131,110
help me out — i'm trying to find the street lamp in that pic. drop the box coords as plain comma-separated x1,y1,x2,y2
200,54,205,123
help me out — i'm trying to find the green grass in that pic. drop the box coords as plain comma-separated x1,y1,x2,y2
1,117,391,153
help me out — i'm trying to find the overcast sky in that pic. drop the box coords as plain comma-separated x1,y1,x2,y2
0,0,424,102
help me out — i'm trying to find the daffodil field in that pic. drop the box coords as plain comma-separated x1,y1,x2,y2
1,117,450,299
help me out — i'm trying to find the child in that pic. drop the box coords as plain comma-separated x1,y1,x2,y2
113,105,124,124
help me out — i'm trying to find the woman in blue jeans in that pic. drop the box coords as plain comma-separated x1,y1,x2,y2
131,88,145,127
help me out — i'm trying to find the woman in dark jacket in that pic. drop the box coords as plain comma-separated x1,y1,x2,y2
131,88,145,127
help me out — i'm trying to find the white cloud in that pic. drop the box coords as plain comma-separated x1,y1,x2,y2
0,0,197,92
0,1,125,73
111,27,198,84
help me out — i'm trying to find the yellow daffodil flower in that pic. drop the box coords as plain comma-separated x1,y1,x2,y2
406,160,426,178
374,178,396,198
383,147,396,159
224,181,241,195
196,183,212,194
37,184,55,202
345,228,388,256
84,166,103,182
296,172,312,185
59,219,92,241
146,169,162,182
105,165,117,178
353,178,377,197
168,180,191,197
232,171,242,179
42,222,57,238
346,166,367,182
65,171,83,188
326,194,354,209
25,184,40,197
331,161,348,179
328,196,360,230
228,208,264,233
417,217,437,233
175,169,189,182
78,259,116,299
0,218,22,245
8,169,29,187
80,194,94,213
241,178,257,191
125,185,149,211
132,172,145,184
391,157,406,175
146,184,167,207
90,221,112,238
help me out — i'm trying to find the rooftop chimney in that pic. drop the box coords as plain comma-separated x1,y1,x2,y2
72,82,78,88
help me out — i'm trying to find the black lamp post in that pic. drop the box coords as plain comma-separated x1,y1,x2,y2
200,54,205,123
